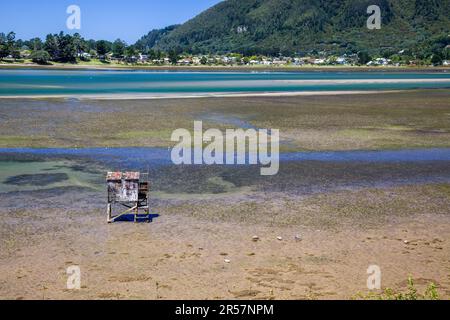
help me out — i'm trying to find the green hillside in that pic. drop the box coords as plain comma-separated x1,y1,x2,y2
144,0,450,56
135,25,179,52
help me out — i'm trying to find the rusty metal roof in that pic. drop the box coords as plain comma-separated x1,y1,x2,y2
106,172,122,181
107,172,141,181
124,172,140,180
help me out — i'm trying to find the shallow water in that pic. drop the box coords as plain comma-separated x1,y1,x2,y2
0,160,102,193
1,147,449,168
1,70,450,96
1,148,449,197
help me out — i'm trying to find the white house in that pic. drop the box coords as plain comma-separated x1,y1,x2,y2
139,54,149,62
336,57,347,65
177,58,192,65
313,58,326,65
272,60,287,65
293,58,305,66
367,58,392,66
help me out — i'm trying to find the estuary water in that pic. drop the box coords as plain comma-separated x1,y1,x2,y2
1,147,450,169
1,69,450,97
1,147,449,194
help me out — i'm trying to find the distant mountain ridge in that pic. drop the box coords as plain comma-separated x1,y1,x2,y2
137,0,450,56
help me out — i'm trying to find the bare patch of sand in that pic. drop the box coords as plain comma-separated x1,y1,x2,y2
0,184,448,300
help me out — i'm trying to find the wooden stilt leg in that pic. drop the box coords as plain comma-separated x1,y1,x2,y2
147,197,150,223
107,203,112,223
134,202,138,223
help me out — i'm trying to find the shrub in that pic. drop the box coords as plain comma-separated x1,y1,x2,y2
30,50,51,65
354,276,440,300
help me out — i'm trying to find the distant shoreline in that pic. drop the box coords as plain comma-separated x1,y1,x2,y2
0,90,401,100
1,63,449,73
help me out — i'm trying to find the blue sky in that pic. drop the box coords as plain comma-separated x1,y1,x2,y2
0,0,221,43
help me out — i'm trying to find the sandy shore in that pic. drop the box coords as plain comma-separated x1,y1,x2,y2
0,179,449,300
277,79,450,84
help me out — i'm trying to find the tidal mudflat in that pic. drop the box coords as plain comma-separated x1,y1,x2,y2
0,153,449,299
1,89,450,150
0,87,449,299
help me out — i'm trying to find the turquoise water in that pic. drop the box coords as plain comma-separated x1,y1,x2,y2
0,69,450,96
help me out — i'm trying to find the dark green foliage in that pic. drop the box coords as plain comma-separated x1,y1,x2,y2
27,38,44,51
42,32,79,63
72,33,87,56
124,45,138,62
414,0,440,20
431,53,443,65
11,50,21,60
146,49,164,61
39,32,113,63
149,0,450,56
44,34,60,60
135,25,179,52
0,32,18,59
0,46,8,59
96,40,112,57
58,32,77,63
0,33,9,59
168,49,179,64
86,39,98,52
2,0,448,65
358,51,372,64
112,39,127,58
29,50,51,64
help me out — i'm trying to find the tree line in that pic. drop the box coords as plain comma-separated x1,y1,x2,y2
0,31,181,65
1,29,449,66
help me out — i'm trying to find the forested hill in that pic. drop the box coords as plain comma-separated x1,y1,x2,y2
143,0,450,56
135,25,179,52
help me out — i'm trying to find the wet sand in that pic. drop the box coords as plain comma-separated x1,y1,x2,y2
0,153,449,300
0,181,449,300
1,90,450,151
0,88,449,300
